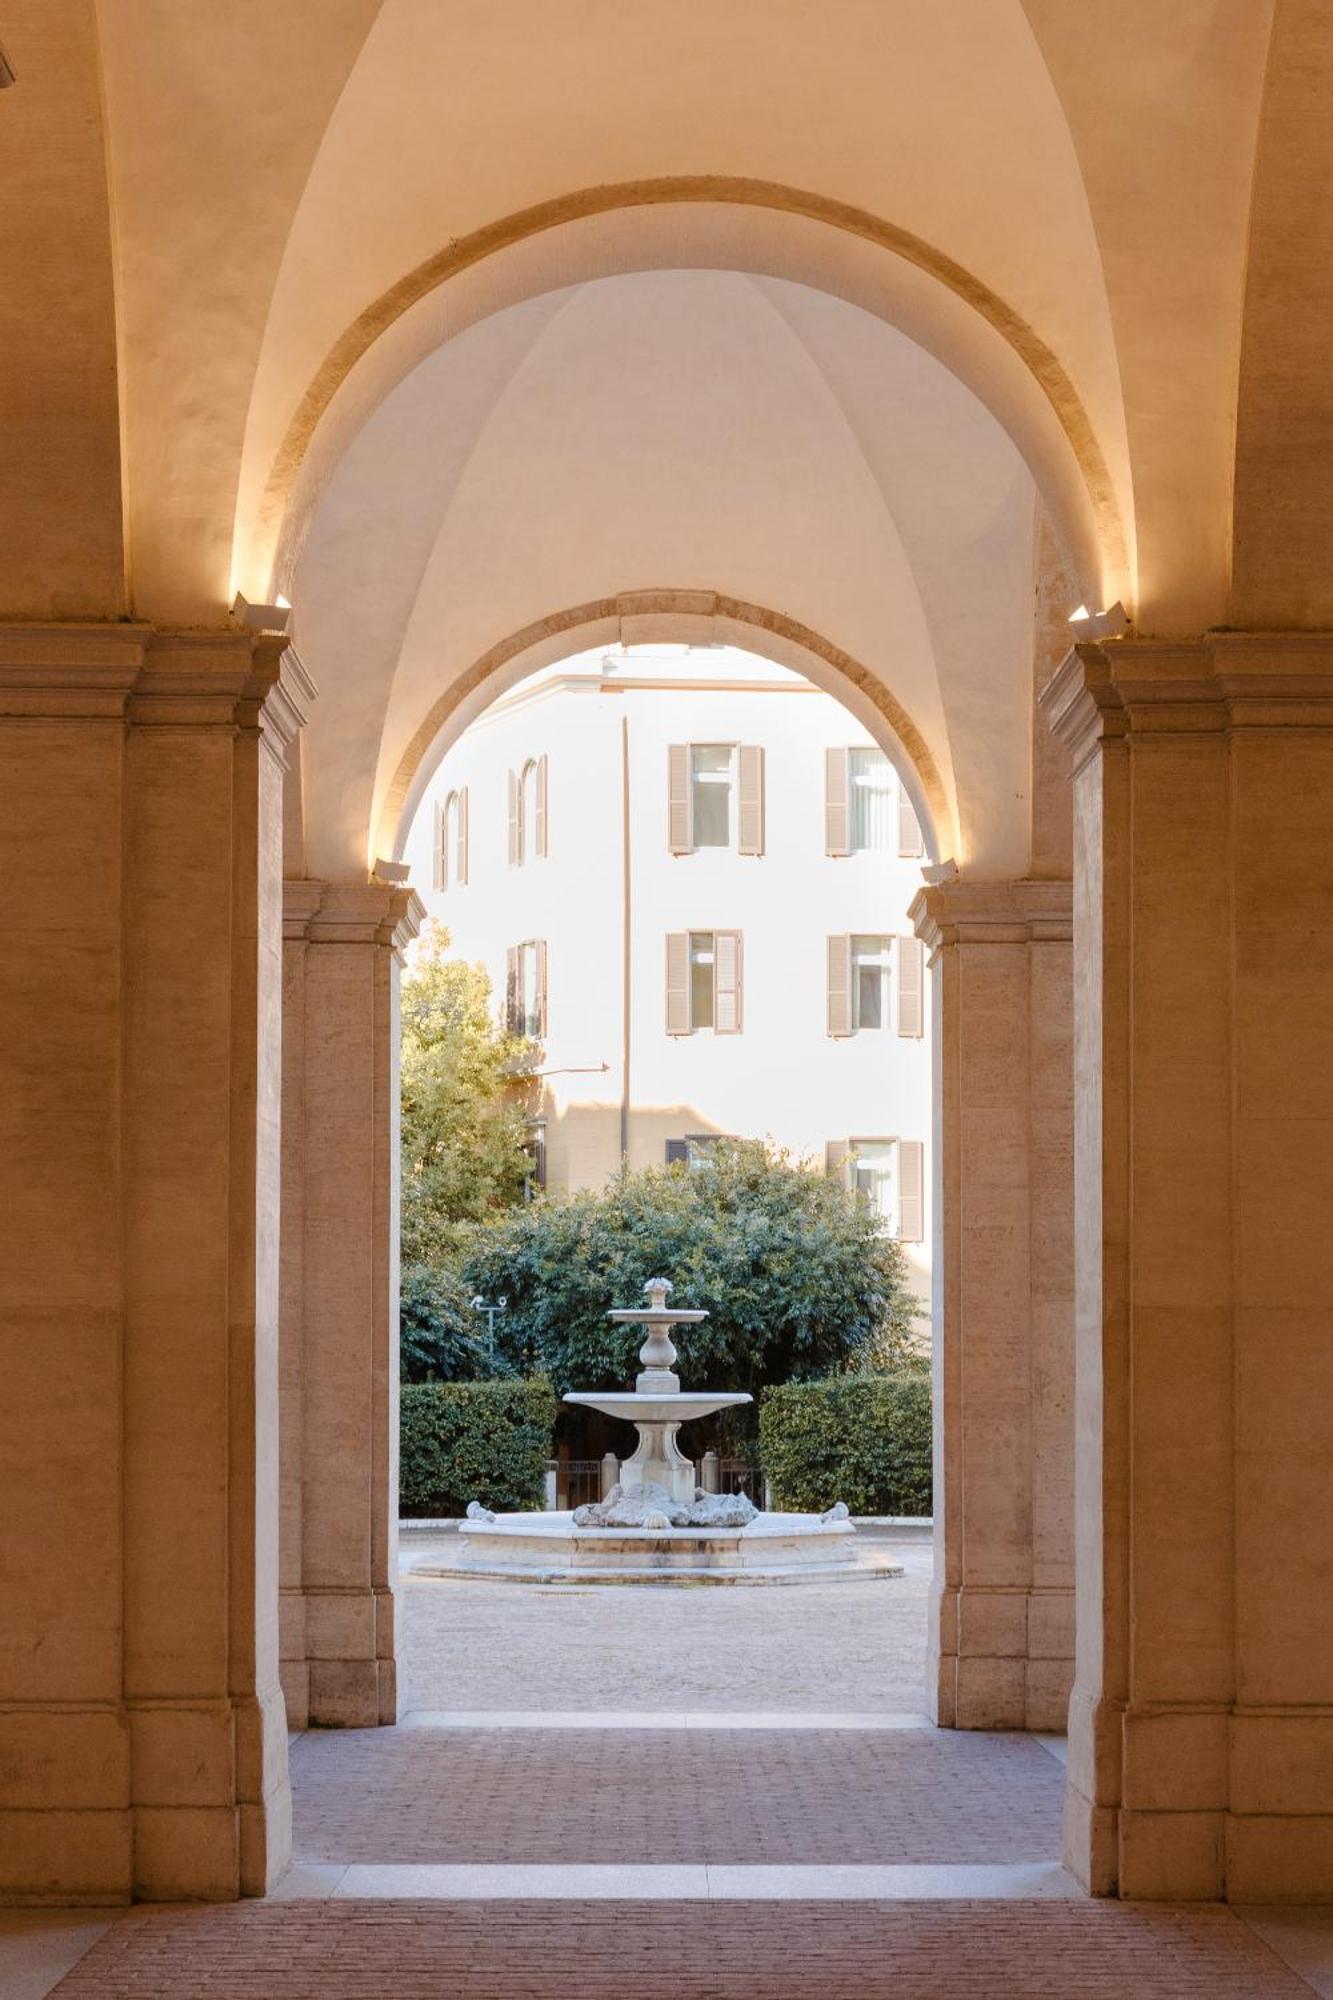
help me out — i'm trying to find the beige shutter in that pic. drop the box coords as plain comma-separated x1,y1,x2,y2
535,754,549,858
738,745,765,856
898,1139,925,1242
535,939,548,1038
433,801,447,891
457,786,469,886
715,930,743,1033
825,747,850,856
898,779,925,858
896,934,924,1037
825,1139,852,1189
507,768,520,865
505,946,519,1033
826,934,853,1037
668,744,692,854
665,932,690,1035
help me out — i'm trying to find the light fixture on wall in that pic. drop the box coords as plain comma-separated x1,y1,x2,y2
1067,600,1129,639
372,858,411,885
231,592,291,635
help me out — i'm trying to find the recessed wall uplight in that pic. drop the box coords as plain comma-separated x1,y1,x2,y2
1067,601,1129,639
231,592,291,635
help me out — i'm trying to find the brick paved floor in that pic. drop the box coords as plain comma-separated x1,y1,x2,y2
51,1899,1315,1999
399,1526,932,1713
291,1726,1061,1865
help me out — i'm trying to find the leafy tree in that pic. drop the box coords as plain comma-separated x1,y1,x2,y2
456,1138,920,1401
399,922,539,1374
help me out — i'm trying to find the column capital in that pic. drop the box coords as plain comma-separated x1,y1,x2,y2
0,620,315,757
1041,631,1333,771
286,877,425,955
909,877,1072,958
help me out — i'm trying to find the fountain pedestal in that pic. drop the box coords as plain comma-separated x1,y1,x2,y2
563,1279,750,1502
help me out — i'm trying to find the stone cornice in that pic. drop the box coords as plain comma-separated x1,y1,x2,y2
909,877,1072,958
0,622,313,753
289,879,425,955
1041,632,1333,772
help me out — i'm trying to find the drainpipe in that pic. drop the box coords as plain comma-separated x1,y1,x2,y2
620,714,632,1163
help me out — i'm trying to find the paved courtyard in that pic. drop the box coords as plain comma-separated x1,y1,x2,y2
398,1523,933,1714
13,1528,1333,1997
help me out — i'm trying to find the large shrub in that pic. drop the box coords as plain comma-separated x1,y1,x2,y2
759,1373,932,1516
457,1139,919,1400
399,1377,556,1516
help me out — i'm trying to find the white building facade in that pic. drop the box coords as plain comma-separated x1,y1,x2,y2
402,645,933,1313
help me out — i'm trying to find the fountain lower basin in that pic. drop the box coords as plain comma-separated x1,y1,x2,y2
411,1507,902,1585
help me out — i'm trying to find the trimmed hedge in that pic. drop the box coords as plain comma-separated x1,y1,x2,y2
758,1373,932,1516
400,1377,556,1517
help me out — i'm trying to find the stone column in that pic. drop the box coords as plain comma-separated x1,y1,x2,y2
279,879,423,1729
910,879,1075,1732
0,622,308,1903
1044,635,1333,1901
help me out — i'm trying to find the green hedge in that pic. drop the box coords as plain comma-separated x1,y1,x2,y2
759,1373,932,1515
400,1377,557,1517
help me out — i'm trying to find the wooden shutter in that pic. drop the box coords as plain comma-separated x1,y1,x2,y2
457,786,469,886
825,746,851,856
665,1139,689,1166
826,934,853,1037
505,946,519,1033
507,769,519,865
715,930,743,1033
896,934,924,1037
665,932,690,1035
738,744,765,856
898,1139,925,1242
668,744,692,854
535,939,548,1037
433,801,447,891
535,754,549,858
898,780,925,858
825,1139,852,1189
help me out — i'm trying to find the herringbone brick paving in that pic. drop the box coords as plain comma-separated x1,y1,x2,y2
50,1900,1312,1998
291,1726,1062,1864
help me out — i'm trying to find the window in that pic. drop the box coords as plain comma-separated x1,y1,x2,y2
828,934,924,1037
825,1136,925,1241
852,934,892,1030
507,755,548,865
849,748,893,851
665,1134,729,1168
506,940,547,1038
826,747,920,858
690,931,715,1028
666,930,743,1034
435,787,468,891
668,744,764,855
691,745,732,848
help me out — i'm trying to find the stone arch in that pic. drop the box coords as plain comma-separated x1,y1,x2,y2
252,184,1127,619
374,590,954,871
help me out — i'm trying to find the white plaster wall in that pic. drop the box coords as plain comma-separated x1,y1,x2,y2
401,644,933,1312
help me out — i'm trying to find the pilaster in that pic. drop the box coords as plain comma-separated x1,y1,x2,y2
909,877,1074,1734
0,621,310,1903
1043,632,1333,1901
280,877,424,1729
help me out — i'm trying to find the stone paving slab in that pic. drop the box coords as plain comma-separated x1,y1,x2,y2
291,1725,1063,1866
400,1528,931,1714
49,1900,1318,1999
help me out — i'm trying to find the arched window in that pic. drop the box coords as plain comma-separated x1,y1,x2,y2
441,787,468,888
509,755,548,865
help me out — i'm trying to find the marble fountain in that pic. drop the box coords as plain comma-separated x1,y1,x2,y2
416,1278,901,1585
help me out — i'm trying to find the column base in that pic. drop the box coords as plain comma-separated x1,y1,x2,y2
297,1587,398,1728
0,1691,291,1903
930,1584,1074,1730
